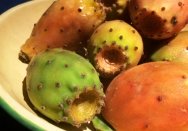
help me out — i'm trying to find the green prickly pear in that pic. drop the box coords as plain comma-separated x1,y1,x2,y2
87,20,143,78
151,31,188,63
26,48,105,127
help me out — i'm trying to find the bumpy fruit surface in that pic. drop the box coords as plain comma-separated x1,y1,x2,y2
26,48,104,127
151,31,188,63
129,0,188,40
103,61,188,131
19,0,106,63
87,20,143,78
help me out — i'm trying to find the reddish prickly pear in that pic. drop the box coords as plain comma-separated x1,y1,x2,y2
128,0,188,40
19,0,106,63
103,61,188,131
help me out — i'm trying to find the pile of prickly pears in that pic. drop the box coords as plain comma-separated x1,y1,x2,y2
19,0,188,130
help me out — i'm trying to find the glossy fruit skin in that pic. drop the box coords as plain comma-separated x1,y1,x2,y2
128,0,188,40
103,61,188,131
87,20,143,78
19,0,106,63
151,31,188,63
26,48,104,127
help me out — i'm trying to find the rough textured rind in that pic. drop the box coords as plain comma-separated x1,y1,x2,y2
19,0,106,63
151,31,188,63
26,48,104,127
87,20,143,78
129,0,188,40
103,61,188,131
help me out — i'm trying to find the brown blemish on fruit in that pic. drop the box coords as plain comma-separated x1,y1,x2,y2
136,11,164,35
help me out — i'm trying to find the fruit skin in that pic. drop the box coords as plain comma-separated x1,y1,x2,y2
102,61,188,131
19,0,106,63
87,20,143,78
26,48,104,127
128,0,188,40
151,31,188,63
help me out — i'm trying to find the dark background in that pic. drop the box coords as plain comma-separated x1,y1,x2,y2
0,0,30,130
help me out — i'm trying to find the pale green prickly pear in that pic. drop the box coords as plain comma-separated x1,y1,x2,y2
87,20,143,78
151,31,188,63
26,48,105,127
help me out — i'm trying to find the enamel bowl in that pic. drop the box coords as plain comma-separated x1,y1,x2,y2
0,0,187,130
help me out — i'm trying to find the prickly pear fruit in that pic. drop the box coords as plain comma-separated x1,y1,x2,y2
128,0,188,40
87,20,143,78
151,31,188,63
26,48,105,127
102,61,188,131
19,0,106,63
101,0,128,19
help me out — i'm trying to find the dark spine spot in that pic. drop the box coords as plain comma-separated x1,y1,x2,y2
156,96,163,102
182,75,187,79
134,46,138,51
60,6,64,10
178,2,182,6
161,7,165,11
78,8,82,12
109,28,113,32
81,73,86,78
60,29,64,33
171,16,178,25
55,82,61,88
37,83,43,90
64,64,68,68
41,106,46,110
119,35,123,40
186,46,188,50
124,46,128,50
